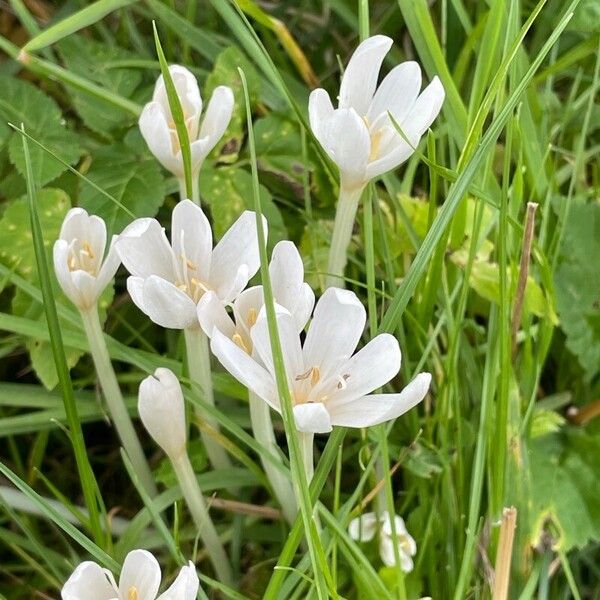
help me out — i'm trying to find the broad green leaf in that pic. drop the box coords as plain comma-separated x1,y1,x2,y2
0,76,81,185
199,165,286,248
204,46,261,164
57,36,142,135
554,201,600,380
78,143,166,236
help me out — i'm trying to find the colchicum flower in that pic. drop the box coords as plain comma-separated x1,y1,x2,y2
309,35,445,191
197,240,315,353
139,368,187,460
61,549,199,600
116,199,266,329
210,287,431,434
349,511,417,571
53,208,120,310
139,64,234,180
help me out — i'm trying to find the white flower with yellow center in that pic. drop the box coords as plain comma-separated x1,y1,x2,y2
61,549,199,600
309,35,445,191
53,208,120,310
139,65,234,180
349,511,417,571
116,199,266,329
210,287,431,433
196,240,315,354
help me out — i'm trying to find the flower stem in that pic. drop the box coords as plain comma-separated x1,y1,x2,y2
172,452,233,584
179,174,200,205
298,431,315,484
248,392,297,524
79,306,157,497
326,184,365,289
184,327,231,471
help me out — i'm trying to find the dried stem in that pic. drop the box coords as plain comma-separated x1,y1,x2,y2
492,507,518,600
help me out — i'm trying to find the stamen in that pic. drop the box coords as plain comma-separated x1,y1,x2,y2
311,366,321,386
176,283,188,292
232,333,250,354
128,587,139,600
190,278,209,293
181,253,197,270
336,374,350,390
68,255,76,271
369,129,383,161
247,307,257,327
295,367,314,382
82,241,95,259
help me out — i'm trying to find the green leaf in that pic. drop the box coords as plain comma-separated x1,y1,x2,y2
0,76,81,185
57,36,142,135
199,165,286,248
78,144,166,236
554,201,600,380
204,46,261,164
529,428,600,550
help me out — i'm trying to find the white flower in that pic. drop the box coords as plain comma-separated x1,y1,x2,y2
61,549,199,600
197,240,315,353
349,511,417,571
53,208,120,310
139,368,187,459
210,287,431,434
309,35,445,191
139,64,234,179
116,199,267,329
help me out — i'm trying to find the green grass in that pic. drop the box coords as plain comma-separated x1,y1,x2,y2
0,0,599,598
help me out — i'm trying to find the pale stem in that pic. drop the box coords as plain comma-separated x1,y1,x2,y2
172,452,233,584
298,431,315,484
184,327,232,471
79,306,157,497
248,392,297,524
492,507,518,600
325,184,365,289
178,174,200,205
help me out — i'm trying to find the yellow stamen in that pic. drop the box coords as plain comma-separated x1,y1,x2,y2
128,587,139,600
247,307,257,327
68,255,76,271
83,241,95,260
181,253,197,270
295,367,314,382
232,333,250,354
311,366,321,386
190,277,209,293
369,129,384,162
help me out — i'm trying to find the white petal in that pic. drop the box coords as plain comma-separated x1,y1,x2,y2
198,85,235,153
94,235,121,296
117,218,175,281
293,402,332,433
332,333,401,401
318,108,370,189
53,240,79,306
380,536,410,569
364,128,418,181
232,285,264,339
70,270,98,309
141,275,198,329
139,102,183,176
366,61,422,123
381,512,408,537
303,288,365,379
338,35,393,114
348,512,379,542
210,328,279,410
197,291,236,339
118,549,161,600
189,137,212,173
218,263,251,305
209,211,266,301
294,283,316,332
328,372,431,428
404,76,445,137
60,208,106,257
308,88,334,140
126,276,146,314
61,561,117,600
171,199,212,282
157,561,199,600
138,368,187,458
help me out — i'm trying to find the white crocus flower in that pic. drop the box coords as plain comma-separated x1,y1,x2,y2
309,35,445,191
61,549,199,600
116,199,266,329
210,287,431,434
139,64,234,181
139,368,187,460
53,208,120,310
197,240,315,353
349,511,417,571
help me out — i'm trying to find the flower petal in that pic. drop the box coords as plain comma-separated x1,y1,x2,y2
94,235,121,295
118,549,161,600
171,199,212,282
70,270,98,309
198,85,234,153
293,402,332,433
232,285,264,340
379,536,414,570
366,61,422,123
209,211,266,302
126,276,146,314
338,35,393,115
348,512,379,542
156,561,199,600
197,290,237,339
317,108,370,189
117,218,175,281
364,128,418,181
328,372,431,428
294,283,316,333
141,275,198,329
308,88,334,140
331,333,401,402
303,288,366,379
53,240,78,306
210,328,279,411
61,561,117,600
139,102,183,176
403,76,445,137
